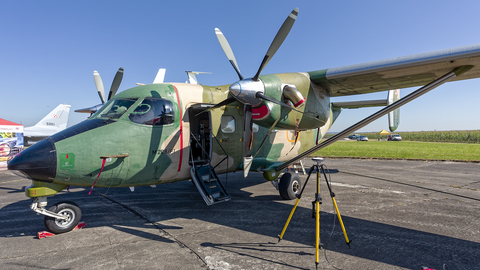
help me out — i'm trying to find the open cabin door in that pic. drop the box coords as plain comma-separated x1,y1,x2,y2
187,105,230,205
188,106,212,166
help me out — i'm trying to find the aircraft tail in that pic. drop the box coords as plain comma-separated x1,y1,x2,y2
331,89,401,131
33,104,71,131
387,90,400,132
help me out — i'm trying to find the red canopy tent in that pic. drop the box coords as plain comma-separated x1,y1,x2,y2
0,118,24,133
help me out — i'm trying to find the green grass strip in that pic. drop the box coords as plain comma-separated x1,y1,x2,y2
314,141,480,162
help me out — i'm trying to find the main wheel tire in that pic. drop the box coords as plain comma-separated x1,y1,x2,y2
44,202,82,234
279,172,301,200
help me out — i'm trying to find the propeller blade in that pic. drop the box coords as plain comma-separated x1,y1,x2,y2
255,92,294,110
74,104,103,114
215,28,244,80
243,105,253,157
194,96,237,117
252,8,298,81
108,67,124,101
243,104,253,178
255,92,322,122
94,71,106,104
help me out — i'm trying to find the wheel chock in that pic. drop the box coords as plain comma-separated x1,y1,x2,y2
37,221,86,239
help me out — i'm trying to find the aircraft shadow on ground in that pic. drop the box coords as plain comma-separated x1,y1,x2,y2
1,173,478,269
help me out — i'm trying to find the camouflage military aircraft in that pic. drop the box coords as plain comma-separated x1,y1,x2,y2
8,8,480,234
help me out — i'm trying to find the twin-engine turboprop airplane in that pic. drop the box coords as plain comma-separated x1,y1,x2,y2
8,8,480,234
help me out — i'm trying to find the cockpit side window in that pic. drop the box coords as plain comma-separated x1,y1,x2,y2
91,98,138,120
129,98,174,126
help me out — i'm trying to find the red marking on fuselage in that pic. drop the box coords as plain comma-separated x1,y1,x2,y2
172,85,183,172
252,105,270,120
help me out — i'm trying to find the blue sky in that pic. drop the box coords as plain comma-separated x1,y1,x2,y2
1,1,479,132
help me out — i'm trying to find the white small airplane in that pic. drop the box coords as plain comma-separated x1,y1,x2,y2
24,104,71,145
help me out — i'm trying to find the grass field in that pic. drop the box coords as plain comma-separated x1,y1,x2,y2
2,133,479,163
314,140,480,162
349,130,480,144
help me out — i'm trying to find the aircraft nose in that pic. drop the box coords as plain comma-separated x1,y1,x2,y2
8,139,57,182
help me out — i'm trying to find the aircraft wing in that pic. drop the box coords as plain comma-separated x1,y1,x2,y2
309,43,480,96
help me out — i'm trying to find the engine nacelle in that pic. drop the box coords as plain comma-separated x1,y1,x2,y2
251,74,330,131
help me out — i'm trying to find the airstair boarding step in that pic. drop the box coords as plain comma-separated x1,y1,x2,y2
190,164,231,205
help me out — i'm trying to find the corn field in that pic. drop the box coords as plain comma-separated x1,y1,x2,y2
354,130,480,144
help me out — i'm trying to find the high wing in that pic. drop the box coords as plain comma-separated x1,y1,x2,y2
274,44,480,172
309,44,480,96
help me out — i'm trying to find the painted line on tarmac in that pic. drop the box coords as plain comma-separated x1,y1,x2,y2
331,182,405,194
339,170,480,202
0,179,29,184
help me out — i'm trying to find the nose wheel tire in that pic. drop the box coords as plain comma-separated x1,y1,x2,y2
279,172,302,200
44,202,82,234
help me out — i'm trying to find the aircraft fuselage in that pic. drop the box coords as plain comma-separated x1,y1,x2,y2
9,72,336,192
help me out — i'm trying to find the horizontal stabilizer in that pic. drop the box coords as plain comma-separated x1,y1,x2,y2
186,71,212,84
332,89,401,131
332,99,387,109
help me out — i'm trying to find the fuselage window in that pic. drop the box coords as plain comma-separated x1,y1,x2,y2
93,98,138,120
220,115,235,133
129,98,174,126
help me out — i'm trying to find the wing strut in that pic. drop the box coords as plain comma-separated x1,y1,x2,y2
274,65,473,172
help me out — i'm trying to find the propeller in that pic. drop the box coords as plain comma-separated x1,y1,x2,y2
211,8,300,177
215,28,243,80
75,67,124,114
252,8,298,82
96,67,124,103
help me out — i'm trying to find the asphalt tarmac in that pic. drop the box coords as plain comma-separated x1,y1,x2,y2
0,158,479,270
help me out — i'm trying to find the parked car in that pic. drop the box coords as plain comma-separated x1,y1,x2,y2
388,134,402,141
348,134,359,140
356,136,368,141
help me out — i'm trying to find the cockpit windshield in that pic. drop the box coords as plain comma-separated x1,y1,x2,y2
91,98,138,120
129,98,174,126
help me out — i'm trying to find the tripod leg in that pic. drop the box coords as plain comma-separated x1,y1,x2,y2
332,197,351,246
321,165,351,247
278,198,300,242
277,165,316,243
315,166,321,268
315,199,320,267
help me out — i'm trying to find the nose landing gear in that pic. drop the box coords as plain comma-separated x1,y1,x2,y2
30,196,82,234
44,202,82,234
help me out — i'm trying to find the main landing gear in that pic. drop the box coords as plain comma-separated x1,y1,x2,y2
278,172,302,200
30,196,82,234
